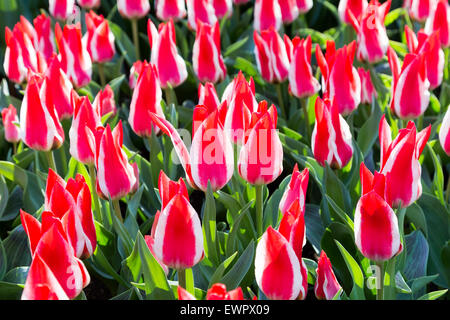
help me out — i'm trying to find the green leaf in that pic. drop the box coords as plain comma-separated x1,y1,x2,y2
208,252,238,288
384,8,405,26
221,240,255,290
0,281,23,299
403,230,429,281
109,20,137,65
224,36,249,56
323,165,352,220
111,205,134,259
418,289,448,300
405,203,428,237
305,204,326,254
3,267,28,284
202,182,219,266
335,240,365,300
324,194,354,232
302,258,318,285
426,144,445,205
2,225,31,271
395,272,412,294
226,200,253,257
0,238,6,280
90,246,129,287
356,99,382,157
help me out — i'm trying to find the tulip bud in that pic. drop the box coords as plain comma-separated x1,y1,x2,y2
213,0,233,19
55,23,92,88
312,97,353,169
1,105,20,144
279,0,299,24
85,11,116,63
254,0,282,32
238,101,283,185
118,0,150,19
358,68,377,104
93,84,116,117
314,251,342,300
155,0,186,21
177,286,197,300
49,0,75,21
424,0,450,48
77,0,101,9
338,0,368,24
254,27,290,84
33,14,56,62
193,20,226,83
409,0,433,22
186,0,217,31
198,82,220,110
206,284,245,300
148,19,188,89
439,107,450,156
297,0,313,13
279,164,309,216
3,27,27,84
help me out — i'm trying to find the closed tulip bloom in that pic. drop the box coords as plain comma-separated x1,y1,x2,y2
129,62,164,137
387,47,430,120
19,73,64,151
69,94,101,165
186,0,217,31
355,163,401,261
255,226,302,300
358,68,377,104
254,27,290,84
316,40,361,115
85,11,116,63
198,82,220,110
348,0,391,63
96,122,137,200
118,0,150,19
425,0,450,48
279,164,309,216
1,105,20,144
238,101,283,185
297,0,313,13
148,19,188,89
287,35,321,98
206,283,244,300
279,0,299,24
439,107,450,156
193,20,227,83
405,26,444,89
378,115,431,208
409,0,433,22
93,84,116,117
312,97,353,169
9,22,39,74
338,0,368,24
314,251,342,300
213,0,233,18
77,0,101,9
49,0,75,21
254,0,282,32
129,60,146,89
3,27,27,84
33,14,56,62
155,0,186,21
55,23,92,88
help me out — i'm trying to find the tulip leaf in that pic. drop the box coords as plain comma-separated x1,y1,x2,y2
302,258,318,285
334,240,365,300
425,144,445,205
221,240,255,290
0,281,23,299
0,238,6,281
356,99,382,157
90,246,129,288
202,182,219,267
2,225,31,271
263,173,291,230
405,203,428,237
384,8,405,26
417,289,448,300
305,204,326,254
3,267,28,284
109,20,137,66
324,194,354,232
208,251,238,288
403,230,429,281
323,165,353,221
226,200,253,257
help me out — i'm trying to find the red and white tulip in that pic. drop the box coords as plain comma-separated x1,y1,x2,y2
84,11,116,63
314,251,342,300
1,104,20,144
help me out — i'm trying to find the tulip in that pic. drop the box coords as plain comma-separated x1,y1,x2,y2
297,0,313,13
49,0,75,21
347,0,391,63
278,0,299,24
314,251,342,300
1,104,20,144
198,83,220,110
358,68,377,104
152,174,204,269
118,0,150,19
405,26,444,90
338,0,368,24
147,19,188,89
19,73,64,152
286,35,321,99
85,11,116,64
213,0,233,19
439,107,450,156
253,0,282,32
33,14,56,62
177,286,197,300
425,0,450,48
355,163,402,261
186,0,217,31
6,22,39,77
77,0,101,9
55,23,92,88
155,0,187,21
95,121,138,201
408,0,433,22
387,47,430,120
253,27,290,84
128,62,164,138
93,84,116,117
129,60,146,89
311,97,353,169
206,284,244,300
378,115,431,208
316,40,361,115
192,20,227,83
255,226,303,300
279,164,309,217
3,27,27,84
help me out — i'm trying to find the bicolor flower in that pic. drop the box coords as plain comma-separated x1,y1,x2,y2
254,0,282,32
314,251,342,300
238,101,283,185
424,0,450,48
198,82,220,110
213,0,233,19
279,164,309,217
1,104,20,144
279,0,299,24
129,60,147,89
186,0,217,31
378,115,431,208
152,172,204,269
439,106,450,156
155,0,186,21
128,62,164,138
117,0,151,19
206,284,244,300
311,97,353,169
93,84,116,117
286,35,321,98
192,20,227,83
84,11,116,63
55,23,92,88
408,0,433,22
338,0,368,24
387,47,430,120
355,163,402,261
358,68,377,104
77,0,101,9
254,27,290,84
95,121,138,200
147,19,188,88
348,0,391,63
297,0,313,13
316,40,361,115
33,13,56,62
3,26,28,84
49,0,75,21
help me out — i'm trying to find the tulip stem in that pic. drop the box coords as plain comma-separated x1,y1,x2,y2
376,261,385,300
12,142,17,155
445,177,450,205
300,97,310,141
131,19,140,61
88,164,102,223
164,86,178,109
178,268,186,290
112,198,123,223
255,184,264,237
97,63,106,87
275,83,286,119
45,151,57,173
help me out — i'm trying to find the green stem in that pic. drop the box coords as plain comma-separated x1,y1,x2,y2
376,261,385,300
112,198,123,223
275,83,286,119
97,63,106,87
255,184,264,237
131,19,140,61
164,86,177,108
88,164,102,223
178,268,186,290
12,142,17,155
446,176,450,205
45,150,57,173
300,97,310,140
